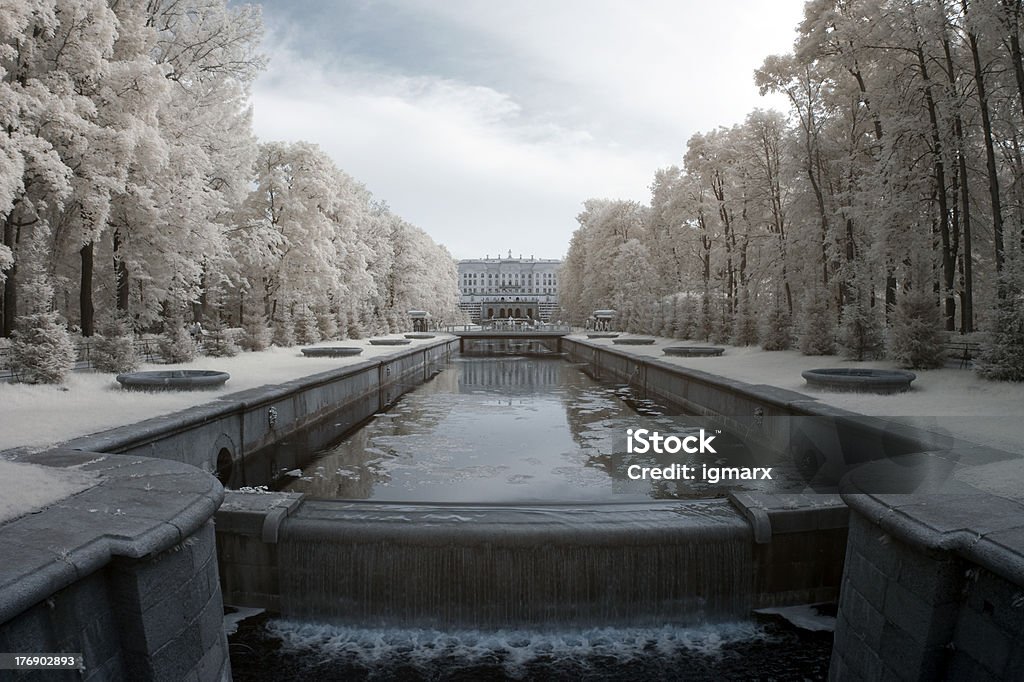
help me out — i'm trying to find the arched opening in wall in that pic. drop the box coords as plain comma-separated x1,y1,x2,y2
487,308,494,318
215,448,233,485
499,308,506,317
515,308,521,317
527,309,534,318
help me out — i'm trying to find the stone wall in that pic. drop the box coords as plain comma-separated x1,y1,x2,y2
0,452,227,681
61,338,456,483
833,493,1024,680
829,514,963,680
565,337,1024,680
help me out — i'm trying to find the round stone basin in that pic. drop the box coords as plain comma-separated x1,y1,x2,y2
801,368,916,394
612,338,656,345
586,333,619,339
664,346,724,357
116,369,229,391
300,347,363,357
404,334,436,339
368,338,412,346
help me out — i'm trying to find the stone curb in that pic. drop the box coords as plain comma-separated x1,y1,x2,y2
51,337,456,457
569,337,1024,590
0,449,223,625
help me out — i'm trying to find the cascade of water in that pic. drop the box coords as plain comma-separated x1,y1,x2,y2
278,500,754,628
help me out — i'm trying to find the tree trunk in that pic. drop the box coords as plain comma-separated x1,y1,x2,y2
80,242,95,336
918,45,957,330
966,5,1006,273
1003,0,1024,121
113,229,130,312
2,217,17,337
943,32,974,331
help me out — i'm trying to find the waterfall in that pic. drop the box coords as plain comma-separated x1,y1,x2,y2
278,499,753,628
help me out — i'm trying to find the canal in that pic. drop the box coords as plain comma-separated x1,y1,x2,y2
277,355,800,502
228,353,832,680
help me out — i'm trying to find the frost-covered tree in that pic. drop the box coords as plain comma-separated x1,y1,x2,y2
888,261,946,369
11,272,76,384
294,304,321,345
611,239,657,333
731,289,760,346
317,311,339,342
203,315,239,357
272,308,295,347
761,295,792,351
838,300,885,361
159,314,197,363
239,304,271,352
799,288,836,356
91,313,139,373
976,258,1024,381
673,295,694,339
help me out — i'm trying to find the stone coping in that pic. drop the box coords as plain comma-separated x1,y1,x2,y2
840,456,1024,589
566,337,1024,590
728,492,849,544
45,337,457,457
0,449,223,625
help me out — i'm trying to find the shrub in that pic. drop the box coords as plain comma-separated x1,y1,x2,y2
204,316,240,357
888,259,946,369
11,276,76,384
159,318,197,363
294,305,321,344
798,288,836,356
92,314,139,373
761,298,792,351
976,259,1024,381
838,300,885,361
240,306,272,352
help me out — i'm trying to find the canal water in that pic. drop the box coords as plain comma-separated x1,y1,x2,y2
229,355,832,680
278,356,798,502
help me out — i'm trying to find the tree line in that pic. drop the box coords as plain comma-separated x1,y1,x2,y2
559,0,1024,379
0,0,462,360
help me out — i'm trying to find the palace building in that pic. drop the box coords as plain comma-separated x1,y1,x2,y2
457,251,561,323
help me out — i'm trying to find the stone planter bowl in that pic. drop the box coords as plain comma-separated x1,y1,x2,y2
586,333,619,339
663,346,725,357
404,334,436,339
801,368,917,394
368,338,412,346
300,347,363,357
116,370,230,391
612,338,656,345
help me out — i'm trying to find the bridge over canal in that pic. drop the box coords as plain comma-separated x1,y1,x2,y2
444,324,573,353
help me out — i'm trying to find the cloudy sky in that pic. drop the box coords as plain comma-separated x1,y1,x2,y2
248,1,807,260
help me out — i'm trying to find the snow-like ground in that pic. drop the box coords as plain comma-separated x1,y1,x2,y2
0,459,97,525
0,336,440,453
1,333,1021,455
1,332,1022,520
573,335,1024,455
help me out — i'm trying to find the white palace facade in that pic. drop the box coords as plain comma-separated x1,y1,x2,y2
457,252,561,323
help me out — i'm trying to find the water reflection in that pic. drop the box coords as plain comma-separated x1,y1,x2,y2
282,357,790,502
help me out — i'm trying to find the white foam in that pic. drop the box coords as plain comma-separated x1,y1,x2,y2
264,621,770,677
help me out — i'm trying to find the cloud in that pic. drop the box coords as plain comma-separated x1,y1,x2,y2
249,1,804,259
